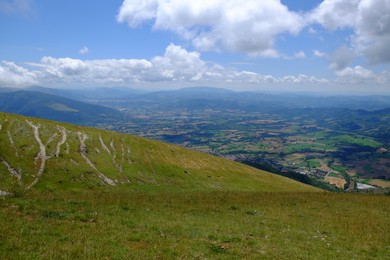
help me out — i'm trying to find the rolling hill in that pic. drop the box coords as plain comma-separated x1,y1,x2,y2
0,112,318,194
0,90,123,125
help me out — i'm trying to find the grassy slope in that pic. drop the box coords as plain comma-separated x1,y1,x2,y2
0,112,389,259
0,191,389,259
0,112,318,193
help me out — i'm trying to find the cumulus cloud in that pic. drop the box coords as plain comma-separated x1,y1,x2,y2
329,46,355,71
0,61,38,87
115,0,390,66
310,0,390,64
334,66,383,85
117,0,305,57
116,0,158,27
308,0,359,30
79,47,89,55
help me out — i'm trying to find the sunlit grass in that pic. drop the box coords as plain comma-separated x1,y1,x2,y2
0,190,389,259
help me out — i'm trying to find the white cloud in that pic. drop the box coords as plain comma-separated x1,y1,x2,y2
116,0,390,68
335,66,390,86
117,0,305,57
0,44,333,89
79,47,89,55
308,0,359,30
336,66,375,80
281,74,328,84
310,0,390,64
294,51,306,59
0,61,38,87
313,50,325,58
116,0,158,27
1,45,388,92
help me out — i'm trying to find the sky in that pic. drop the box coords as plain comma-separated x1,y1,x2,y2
1,0,390,94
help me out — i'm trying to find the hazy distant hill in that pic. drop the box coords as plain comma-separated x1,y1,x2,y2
0,90,123,125
74,86,390,111
0,112,318,194
5,86,390,112
28,86,147,102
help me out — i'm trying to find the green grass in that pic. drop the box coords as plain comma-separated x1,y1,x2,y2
284,143,336,153
0,190,389,259
327,172,340,178
332,135,381,148
0,112,318,193
307,159,321,169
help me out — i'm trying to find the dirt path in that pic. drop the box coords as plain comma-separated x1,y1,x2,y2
77,132,116,186
121,143,125,165
100,136,123,173
7,127,18,157
99,135,111,155
110,140,123,173
0,190,11,196
26,120,48,189
0,157,22,183
55,126,67,157
127,145,132,164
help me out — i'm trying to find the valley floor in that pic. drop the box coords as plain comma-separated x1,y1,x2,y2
1,190,389,259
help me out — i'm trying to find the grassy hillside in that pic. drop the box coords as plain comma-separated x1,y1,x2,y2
0,112,318,193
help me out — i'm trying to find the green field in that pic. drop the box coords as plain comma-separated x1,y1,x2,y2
1,191,389,259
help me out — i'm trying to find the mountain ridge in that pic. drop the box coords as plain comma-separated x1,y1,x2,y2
0,90,123,125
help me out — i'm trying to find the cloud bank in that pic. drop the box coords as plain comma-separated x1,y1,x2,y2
1,44,389,92
0,44,333,89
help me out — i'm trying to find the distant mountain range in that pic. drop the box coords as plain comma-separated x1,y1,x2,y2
1,85,390,131
2,86,390,112
0,90,123,125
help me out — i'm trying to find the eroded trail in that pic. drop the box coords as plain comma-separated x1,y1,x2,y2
7,128,18,157
77,132,116,186
26,120,48,189
55,126,67,157
0,157,22,183
100,136,123,173
0,190,11,196
110,139,123,173
99,135,111,155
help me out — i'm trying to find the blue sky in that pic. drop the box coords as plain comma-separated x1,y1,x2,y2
1,0,390,94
